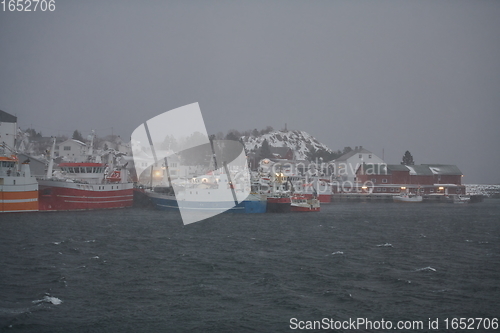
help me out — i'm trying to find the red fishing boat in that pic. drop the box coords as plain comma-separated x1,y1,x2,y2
266,193,291,213
290,194,320,212
38,137,133,211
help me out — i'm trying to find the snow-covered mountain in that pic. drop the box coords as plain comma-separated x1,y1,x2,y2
241,130,335,161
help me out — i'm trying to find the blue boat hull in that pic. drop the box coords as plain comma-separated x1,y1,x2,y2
149,195,266,214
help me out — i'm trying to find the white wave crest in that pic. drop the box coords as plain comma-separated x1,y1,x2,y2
416,266,436,272
33,296,63,305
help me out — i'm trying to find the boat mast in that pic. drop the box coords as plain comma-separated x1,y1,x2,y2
209,135,218,171
46,137,56,178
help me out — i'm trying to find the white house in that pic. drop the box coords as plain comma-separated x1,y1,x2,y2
332,147,385,183
56,139,88,162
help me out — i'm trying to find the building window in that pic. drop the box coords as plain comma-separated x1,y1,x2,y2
382,179,387,183
430,189,434,193
382,188,387,192
376,188,381,192
359,154,362,158
371,179,376,183
64,146,71,151
369,154,372,158
390,188,394,192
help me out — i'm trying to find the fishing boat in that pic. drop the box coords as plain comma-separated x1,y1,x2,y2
452,194,470,204
290,194,320,212
266,192,291,213
393,192,423,203
0,147,38,213
293,177,332,204
0,110,39,213
264,170,291,213
147,173,267,214
38,137,133,211
145,140,266,216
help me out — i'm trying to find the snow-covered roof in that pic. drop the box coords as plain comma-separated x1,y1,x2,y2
423,164,462,176
59,139,87,146
335,148,375,161
406,165,434,175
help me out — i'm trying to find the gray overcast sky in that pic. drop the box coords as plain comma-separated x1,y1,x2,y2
1,0,499,183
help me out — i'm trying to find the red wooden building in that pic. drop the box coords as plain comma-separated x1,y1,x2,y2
351,163,465,195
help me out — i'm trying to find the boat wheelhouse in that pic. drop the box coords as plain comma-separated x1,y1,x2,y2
0,154,38,213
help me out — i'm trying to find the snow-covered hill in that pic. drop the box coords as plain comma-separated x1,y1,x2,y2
241,130,334,161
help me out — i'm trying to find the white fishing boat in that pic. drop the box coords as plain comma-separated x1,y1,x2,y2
393,192,423,203
452,194,470,204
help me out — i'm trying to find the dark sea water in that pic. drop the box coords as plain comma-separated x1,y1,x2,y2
1,200,499,332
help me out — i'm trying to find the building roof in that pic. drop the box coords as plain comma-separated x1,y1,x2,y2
387,164,410,172
335,147,373,162
358,163,388,175
0,110,17,123
405,164,434,175
422,164,463,176
60,139,86,146
269,146,291,157
358,163,463,176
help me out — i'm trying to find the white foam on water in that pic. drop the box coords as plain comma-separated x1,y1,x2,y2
332,251,344,255
32,296,63,305
416,266,436,272
377,243,393,247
